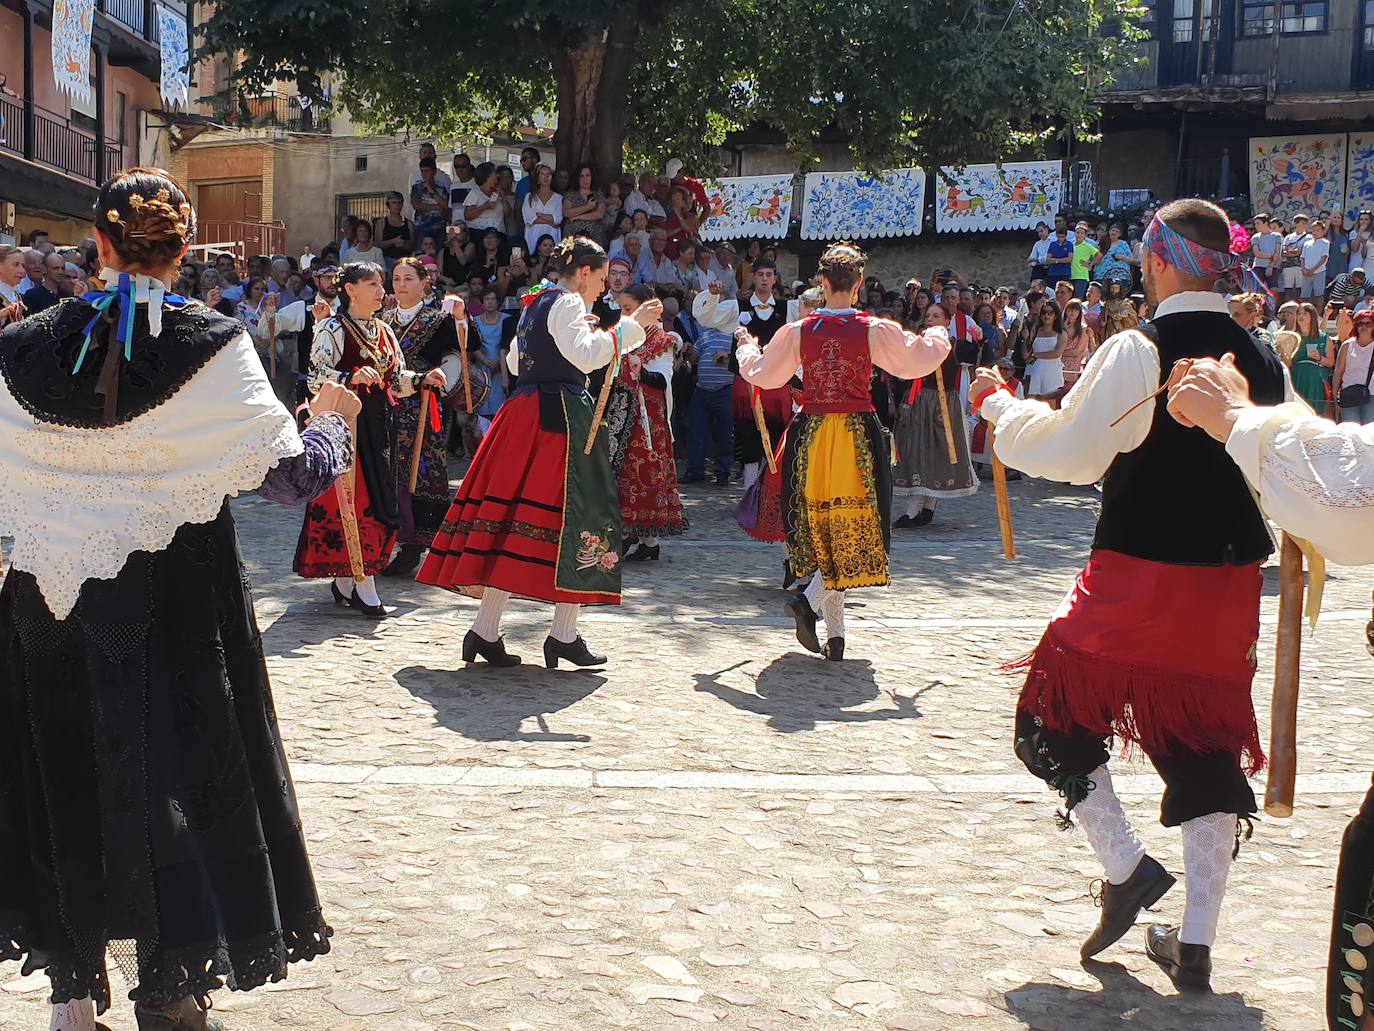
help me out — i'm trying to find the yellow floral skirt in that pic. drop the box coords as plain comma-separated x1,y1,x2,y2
781,412,892,591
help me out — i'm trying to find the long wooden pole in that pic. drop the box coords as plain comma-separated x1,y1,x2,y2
1264,533,1304,818
267,314,277,379
335,412,366,583
408,384,431,492
457,319,473,413
990,429,1016,561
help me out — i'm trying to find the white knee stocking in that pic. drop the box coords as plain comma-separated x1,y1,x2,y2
1179,812,1237,947
643,535,659,547
904,496,921,518
742,462,761,489
804,574,825,609
354,575,381,608
50,998,96,1031
551,603,580,644
821,589,845,639
1072,765,1146,885
472,588,510,642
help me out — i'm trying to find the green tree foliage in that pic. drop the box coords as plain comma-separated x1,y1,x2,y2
201,0,1146,176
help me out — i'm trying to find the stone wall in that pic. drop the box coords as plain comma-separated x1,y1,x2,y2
763,235,1034,293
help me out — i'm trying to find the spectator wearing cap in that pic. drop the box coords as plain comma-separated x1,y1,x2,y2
1281,213,1312,302
713,242,738,290
1328,266,1367,307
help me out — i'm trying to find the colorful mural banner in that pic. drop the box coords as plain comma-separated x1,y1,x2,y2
51,0,94,103
698,175,795,241
799,168,926,240
933,161,1063,234
157,7,190,110
1248,135,1346,226
1345,134,1374,226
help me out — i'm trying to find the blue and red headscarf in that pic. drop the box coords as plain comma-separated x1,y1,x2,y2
1142,214,1271,298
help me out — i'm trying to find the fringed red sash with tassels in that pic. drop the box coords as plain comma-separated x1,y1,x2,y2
1009,549,1266,775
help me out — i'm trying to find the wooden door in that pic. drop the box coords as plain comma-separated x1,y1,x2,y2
196,179,266,254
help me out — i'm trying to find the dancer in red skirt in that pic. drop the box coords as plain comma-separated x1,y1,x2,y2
417,237,661,668
616,283,687,559
295,262,448,617
972,199,1287,992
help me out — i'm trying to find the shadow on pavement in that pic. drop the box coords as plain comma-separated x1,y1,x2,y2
692,653,932,733
392,662,604,743
259,605,389,658
1005,961,1264,1030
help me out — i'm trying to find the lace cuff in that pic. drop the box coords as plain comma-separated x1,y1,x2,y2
256,413,353,506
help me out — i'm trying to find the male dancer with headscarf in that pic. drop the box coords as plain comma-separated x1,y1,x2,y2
971,198,1288,991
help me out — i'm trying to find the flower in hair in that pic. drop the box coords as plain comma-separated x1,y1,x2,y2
105,209,123,225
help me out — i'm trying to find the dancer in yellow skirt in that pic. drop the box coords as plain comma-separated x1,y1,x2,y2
735,242,951,659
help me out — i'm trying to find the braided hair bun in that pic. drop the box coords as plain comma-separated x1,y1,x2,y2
817,241,867,294
94,167,196,271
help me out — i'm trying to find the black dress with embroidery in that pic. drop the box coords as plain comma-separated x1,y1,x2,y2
0,299,334,1014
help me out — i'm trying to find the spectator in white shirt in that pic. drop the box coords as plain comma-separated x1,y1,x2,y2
624,172,667,226
644,228,676,288
522,165,563,252
1351,210,1374,268
462,161,508,243
447,153,478,221
1027,222,1051,282
1301,219,1331,300
407,143,452,194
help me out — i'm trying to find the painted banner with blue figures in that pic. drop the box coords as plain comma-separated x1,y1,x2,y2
1248,135,1346,226
1345,134,1374,226
697,175,795,241
799,169,927,239
933,161,1062,234
51,0,94,102
157,7,190,110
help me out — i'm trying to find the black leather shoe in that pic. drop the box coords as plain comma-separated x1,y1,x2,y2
135,997,225,1031
715,473,730,486
784,592,822,653
462,630,521,667
544,635,606,669
912,508,935,526
382,543,424,578
625,543,660,562
1081,854,1176,960
781,559,798,590
348,588,388,619
1145,923,1212,992
330,581,350,606
822,637,845,661
892,514,915,529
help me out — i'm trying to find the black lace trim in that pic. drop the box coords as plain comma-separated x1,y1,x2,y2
0,298,243,428
1,910,333,1014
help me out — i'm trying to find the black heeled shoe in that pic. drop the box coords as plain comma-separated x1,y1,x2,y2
330,581,350,606
822,637,845,661
348,588,388,619
781,559,797,590
784,591,822,654
544,635,607,669
462,630,522,667
381,543,424,578
625,543,660,562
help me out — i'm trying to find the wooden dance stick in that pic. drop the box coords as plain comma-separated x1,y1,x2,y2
267,314,277,379
935,373,958,466
636,383,654,456
457,320,474,413
990,429,1016,561
408,384,431,492
753,388,777,475
585,355,618,456
1109,358,1192,429
1264,533,1304,818
335,412,367,583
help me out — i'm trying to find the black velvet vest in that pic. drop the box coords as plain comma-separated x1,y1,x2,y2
517,288,589,391
742,298,787,345
0,298,242,427
1092,309,1286,566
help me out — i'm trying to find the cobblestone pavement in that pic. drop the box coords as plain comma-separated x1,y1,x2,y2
4,469,1373,1030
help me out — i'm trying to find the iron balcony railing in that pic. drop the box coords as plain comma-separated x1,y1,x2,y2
201,93,332,135
0,96,122,183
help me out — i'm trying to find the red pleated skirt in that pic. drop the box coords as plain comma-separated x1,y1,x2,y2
417,391,620,605
1012,549,1265,773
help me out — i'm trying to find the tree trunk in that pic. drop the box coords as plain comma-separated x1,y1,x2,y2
550,20,639,183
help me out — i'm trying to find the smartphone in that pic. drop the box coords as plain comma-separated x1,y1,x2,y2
442,294,460,316
511,247,523,261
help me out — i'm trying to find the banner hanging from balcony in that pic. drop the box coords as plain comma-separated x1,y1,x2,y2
51,0,94,103
1248,135,1346,226
934,161,1063,234
698,175,795,241
157,7,190,110
1344,134,1374,227
799,168,926,240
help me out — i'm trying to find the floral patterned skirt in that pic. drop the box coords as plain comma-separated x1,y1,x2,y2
294,460,397,579
417,389,622,605
781,412,891,591
618,385,688,538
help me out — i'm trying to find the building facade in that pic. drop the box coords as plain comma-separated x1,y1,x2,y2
0,0,179,244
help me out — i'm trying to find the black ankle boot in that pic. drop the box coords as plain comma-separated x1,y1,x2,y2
330,580,350,606
625,542,660,562
135,997,225,1031
382,543,424,578
822,637,845,661
784,591,821,653
544,635,606,669
1145,923,1212,992
1080,853,1176,959
781,559,798,590
462,630,521,667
